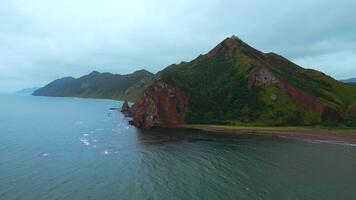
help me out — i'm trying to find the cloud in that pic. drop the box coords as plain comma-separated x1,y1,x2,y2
0,0,355,92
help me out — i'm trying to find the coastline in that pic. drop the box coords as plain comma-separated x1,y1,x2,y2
178,125,356,143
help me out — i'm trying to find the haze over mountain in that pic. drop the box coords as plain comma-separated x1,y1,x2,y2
130,36,356,128
341,78,356,85
33,70,153,101
16,87,40,94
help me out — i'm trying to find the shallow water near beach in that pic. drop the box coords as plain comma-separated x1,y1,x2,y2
0,94,356,200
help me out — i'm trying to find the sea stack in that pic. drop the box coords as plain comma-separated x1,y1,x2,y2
121,100,131,116
129,81,189,129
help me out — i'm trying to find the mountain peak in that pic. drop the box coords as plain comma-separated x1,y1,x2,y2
206,35,264,60
222,35,253,49
132,69,153,75
230,35,240,40
89,70,101,76
227,35,244,43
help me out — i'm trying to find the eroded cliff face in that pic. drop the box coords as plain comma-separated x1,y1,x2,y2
129,81,189,128
247,67,280,88
278,80,324,113
248,66,325,113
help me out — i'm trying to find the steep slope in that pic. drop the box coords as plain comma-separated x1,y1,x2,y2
33,70,154,101
130,36,356,128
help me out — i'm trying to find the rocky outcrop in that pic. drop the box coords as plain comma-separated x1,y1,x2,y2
120,100,131,116
248,67,279,88
247,66,324,112
129,81,190,128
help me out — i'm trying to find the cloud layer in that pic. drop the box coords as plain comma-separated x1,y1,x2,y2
1,0,356,92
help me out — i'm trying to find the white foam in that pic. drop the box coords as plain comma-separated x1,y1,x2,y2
83,134,90,137
306,139,356,147
42,153,50,157
103,150,111,155
79,138,90,146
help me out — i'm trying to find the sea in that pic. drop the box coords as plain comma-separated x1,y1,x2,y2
0,94,355,200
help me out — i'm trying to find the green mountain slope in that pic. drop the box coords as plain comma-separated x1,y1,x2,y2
131,36,356,128
33,70,154,101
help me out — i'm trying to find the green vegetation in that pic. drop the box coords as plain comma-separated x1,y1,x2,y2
157,37,356,127
33,70,154,102
160,54,263,124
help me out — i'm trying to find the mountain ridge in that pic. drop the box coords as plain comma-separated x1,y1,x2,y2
33,69,154,101
341,78,356,85
130,36,356,128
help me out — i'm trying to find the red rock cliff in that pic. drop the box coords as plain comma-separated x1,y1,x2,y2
278,80,324,113
129,81,190,128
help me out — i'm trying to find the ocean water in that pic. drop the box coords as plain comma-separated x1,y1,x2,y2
0,94,356,200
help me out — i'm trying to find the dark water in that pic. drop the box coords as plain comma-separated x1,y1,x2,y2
0,95,356,200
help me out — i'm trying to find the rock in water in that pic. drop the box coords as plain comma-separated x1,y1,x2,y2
129,81,189,129
121,100,131,116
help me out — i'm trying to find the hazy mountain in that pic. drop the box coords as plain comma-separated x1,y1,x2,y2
16,87,40,94
341,78,356,85
33,70,154,101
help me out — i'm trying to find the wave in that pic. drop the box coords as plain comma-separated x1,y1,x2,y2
79,138,90,146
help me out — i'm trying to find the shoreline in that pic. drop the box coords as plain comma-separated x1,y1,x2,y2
178,125,356,143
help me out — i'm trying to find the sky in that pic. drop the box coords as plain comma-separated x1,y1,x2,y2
1,0,356,92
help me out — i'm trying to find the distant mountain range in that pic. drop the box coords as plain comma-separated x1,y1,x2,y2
341,78,356,85
33,70,154,101
16,87,40,94
130,36,356,128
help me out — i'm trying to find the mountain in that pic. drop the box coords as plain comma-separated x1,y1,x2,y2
16,87,40,94
130,36,356,128
341,78,356,85
33,70,154,101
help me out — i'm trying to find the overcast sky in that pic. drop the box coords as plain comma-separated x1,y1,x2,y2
1,0,356,92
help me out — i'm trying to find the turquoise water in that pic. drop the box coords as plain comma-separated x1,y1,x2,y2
0,95,356,200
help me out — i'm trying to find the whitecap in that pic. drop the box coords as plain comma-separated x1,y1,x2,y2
42,153,50,157
79,138,90,146
103,150,111,155
83,134,90,137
